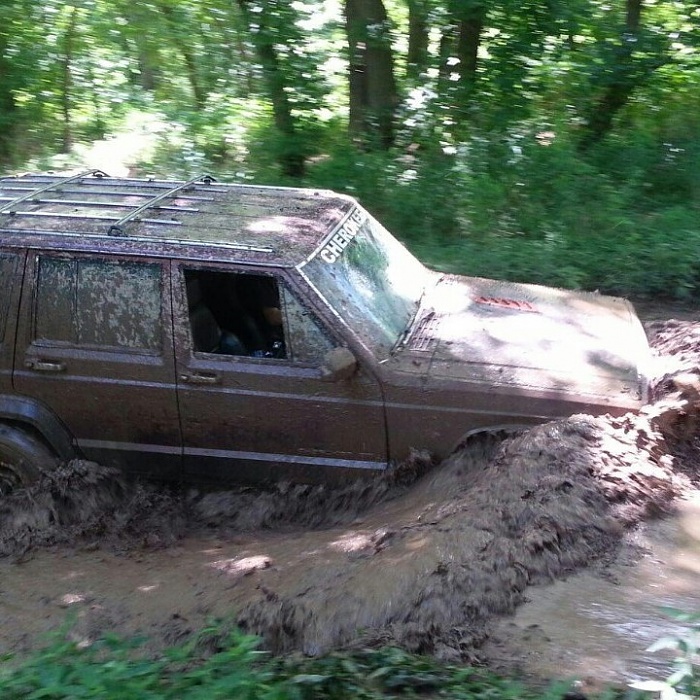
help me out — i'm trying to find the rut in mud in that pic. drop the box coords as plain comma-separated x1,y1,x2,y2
0,450,434,559
0,318,699,662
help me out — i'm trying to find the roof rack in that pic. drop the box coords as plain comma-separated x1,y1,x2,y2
3,210,183,227
0,196,201,214
0,186,212,199
107,174,216,237
0,169,108,215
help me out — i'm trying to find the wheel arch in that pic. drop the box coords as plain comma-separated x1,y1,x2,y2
0,395,77,460
450,422,531,455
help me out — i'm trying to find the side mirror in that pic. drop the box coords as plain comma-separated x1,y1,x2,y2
320,347,357,381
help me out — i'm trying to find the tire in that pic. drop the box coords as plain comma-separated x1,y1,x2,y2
0,424,59,496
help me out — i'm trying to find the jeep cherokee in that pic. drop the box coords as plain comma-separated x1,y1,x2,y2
0,171,649,493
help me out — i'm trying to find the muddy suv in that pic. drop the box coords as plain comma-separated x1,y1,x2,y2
0,171,649,492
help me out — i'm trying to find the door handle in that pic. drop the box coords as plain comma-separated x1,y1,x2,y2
25,359,66,373
180,372,221,385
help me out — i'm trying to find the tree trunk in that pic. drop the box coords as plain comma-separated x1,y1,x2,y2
157,3,206,109
345,0,399,149
407,0,430,81
579,0,658,151
119,2,160,92
87,63,106,139
181,47,206,109
136,39,159,92
437,3,486,122
627,0,641,32
60,5,78,153
0,34,17,162
456,9,484,85
237,0,305,177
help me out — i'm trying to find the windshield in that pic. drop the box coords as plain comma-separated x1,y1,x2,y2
299,205,431,358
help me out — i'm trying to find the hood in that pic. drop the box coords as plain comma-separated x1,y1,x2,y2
392,274,649,408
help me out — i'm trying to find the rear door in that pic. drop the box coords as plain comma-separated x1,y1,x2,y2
172,262,388,484
13,251,181,479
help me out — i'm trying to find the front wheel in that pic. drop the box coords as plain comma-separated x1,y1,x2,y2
0,424,59,496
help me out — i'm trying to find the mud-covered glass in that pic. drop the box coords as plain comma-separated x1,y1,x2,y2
0,254,18,343
35,256,162,351
280,286,335,364
299,207,430,359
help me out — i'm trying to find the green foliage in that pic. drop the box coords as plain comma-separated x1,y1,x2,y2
0,0,699,300
270,645,574,699
645,607,700,697
295,112,700,300
0,628,589,699
0,629,275,699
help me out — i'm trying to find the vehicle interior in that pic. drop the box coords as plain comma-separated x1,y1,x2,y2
184,270,286,359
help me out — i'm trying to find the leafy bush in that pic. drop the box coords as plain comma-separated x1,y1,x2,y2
297,122,700,301
643,607,700,698
0,628,590,700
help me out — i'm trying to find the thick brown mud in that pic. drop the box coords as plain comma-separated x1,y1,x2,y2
1,316,699,680
232,412,682,660
0,450,434,559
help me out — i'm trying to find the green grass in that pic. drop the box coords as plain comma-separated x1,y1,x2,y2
0,628,623,700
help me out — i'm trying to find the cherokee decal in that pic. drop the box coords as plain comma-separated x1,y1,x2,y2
319,208,366,264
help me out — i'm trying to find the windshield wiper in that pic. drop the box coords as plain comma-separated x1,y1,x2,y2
389,272,443,356
390,286,429,355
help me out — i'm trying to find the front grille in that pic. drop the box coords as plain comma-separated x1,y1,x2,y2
409,312,440,351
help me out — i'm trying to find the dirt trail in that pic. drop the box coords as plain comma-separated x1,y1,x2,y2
0,314,699,678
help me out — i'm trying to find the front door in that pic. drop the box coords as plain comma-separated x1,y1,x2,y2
13,251,181,479
172,263,387,484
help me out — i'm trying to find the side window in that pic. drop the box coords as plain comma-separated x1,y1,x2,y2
0,254,19,344
34,256,162,351
183,269,336,364
184,270,286,359
280,286,335,364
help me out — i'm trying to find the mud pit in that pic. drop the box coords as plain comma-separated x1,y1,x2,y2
1,315,699,684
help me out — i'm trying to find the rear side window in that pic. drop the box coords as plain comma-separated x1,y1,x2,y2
0,254,19,343
34,256,162,351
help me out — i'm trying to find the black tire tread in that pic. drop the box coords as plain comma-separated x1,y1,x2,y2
0,423,59,490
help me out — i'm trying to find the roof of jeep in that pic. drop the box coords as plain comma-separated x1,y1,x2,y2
0,171,355,266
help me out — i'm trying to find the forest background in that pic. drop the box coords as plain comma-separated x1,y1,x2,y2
1,0,699,300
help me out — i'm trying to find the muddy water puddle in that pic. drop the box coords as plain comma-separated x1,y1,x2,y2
2,491,699,688
487,492,700,685
0,528,345,652
0,427,693,686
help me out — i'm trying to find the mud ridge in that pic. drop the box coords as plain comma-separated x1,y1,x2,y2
0,462,187,558
191,448,435,531
235,410,684,660
233,320,699,659
0,449,434,559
